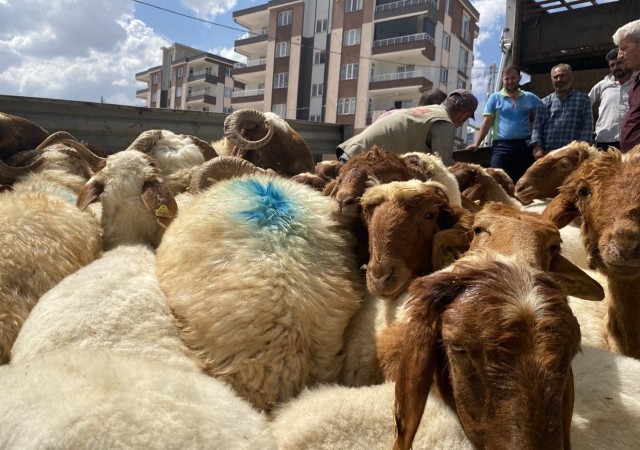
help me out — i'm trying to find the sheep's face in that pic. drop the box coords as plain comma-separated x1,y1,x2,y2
566,151,640,278
448,162,479,191
362,181,457,298
515,142,592,205
382,255,579,450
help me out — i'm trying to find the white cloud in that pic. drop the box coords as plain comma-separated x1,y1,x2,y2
209,46,245,62
180,0,238,20
470,0,506,46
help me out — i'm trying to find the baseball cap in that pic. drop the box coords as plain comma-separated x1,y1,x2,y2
447,89,478,120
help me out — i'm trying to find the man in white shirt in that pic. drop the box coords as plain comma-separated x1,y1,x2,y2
589,48,633,150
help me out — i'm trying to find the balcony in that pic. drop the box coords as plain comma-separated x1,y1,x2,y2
231,88,265,106
234,33,268,57
187,69,218,84
233,58,267,78
186,90,216,106
136,88,149,99
372,32,434,56
375,0,436,20
369,70,431,91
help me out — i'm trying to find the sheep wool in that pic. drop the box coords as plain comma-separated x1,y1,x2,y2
156,173,364,411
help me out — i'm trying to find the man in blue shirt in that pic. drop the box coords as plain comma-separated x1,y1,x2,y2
531,64,594,157
467,66,542,183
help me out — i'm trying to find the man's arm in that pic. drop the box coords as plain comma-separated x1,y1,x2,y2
579,95,595,143
465,114,494,151
429,121,456,166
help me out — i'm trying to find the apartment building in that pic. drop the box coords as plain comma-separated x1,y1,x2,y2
135,43,242,113
232,0,479,135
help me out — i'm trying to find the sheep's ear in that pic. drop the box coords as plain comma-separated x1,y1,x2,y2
562,367,575,450
385,274,465,450
431,228,471,270
141,179,178,229
547,253,604,300
542,188,579,228
77,180,104,211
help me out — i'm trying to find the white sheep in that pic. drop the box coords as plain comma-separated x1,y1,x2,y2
271,346,640,450
401,151,462,207
0,349,276,449
156,163,364,411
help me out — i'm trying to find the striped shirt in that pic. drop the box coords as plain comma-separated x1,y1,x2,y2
530,89,594,152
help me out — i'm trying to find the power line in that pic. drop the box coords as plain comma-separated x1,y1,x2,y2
132,0,489,73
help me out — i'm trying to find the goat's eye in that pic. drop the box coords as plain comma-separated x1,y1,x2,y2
473,226,488,235
549,244,561,253
448,343,467,354
425,212,436,220
577,185,590,197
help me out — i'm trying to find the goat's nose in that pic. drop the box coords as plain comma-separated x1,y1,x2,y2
515,180,528,193
336,197,356,211
368,269,393,293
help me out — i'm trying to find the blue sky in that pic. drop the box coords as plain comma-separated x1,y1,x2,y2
0,0,507,124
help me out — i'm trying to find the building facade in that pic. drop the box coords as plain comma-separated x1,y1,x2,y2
135,43,242,113
231,0,479,135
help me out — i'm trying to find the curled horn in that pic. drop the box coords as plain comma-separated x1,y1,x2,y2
127,130,163,153
60,140,106,170
6,131,80,166
35,131,79,150
184,135,218,161
0,158,45,184
223,109,275,151
189,156,265,193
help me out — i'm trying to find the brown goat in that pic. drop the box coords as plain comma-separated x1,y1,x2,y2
486,167,516,197
543,146,640,358
449,162,519,207
515,141,598,205
290,172,329,192
361,180,466,298
378,250,581,450
314,159,341,180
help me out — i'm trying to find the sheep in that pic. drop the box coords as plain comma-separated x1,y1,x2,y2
543,146,640,359
290,172,329,191
155,158,364,411
0,112,49,161
401,151,462,207
486,166,517,197
314,159,342,180
376,249,581,450
125,129,218,194
271,345,640,450
0,133,103,364
212,108,315,176
448,161,521,207
0,349,276,449
10,150,186,367
515,140,599,205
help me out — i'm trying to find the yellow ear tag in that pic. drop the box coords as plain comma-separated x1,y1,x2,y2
474,199,481,205
155,204,171,218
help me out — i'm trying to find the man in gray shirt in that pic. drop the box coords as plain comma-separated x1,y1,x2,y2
589,48,633,150
336,89,478,166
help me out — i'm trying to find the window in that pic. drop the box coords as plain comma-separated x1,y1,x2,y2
224,87,233,97
442,32,450,51
457,78,467,89
459,48,469,73
397,65,415,79
340,63,359,80
439,67,448,85
151,92,157,102
394,100,412,109
309,114,321,122
313,50,326,64
462,13,471,43
424,18,436,39
176,86,182,98
345,0,363,13
311,83,324,97
277,9,292,26
316,18,328,33
223,106,233,114
337,97,356,115
225,67,233,77
202,107,209,112
274,72,288,88
343,28,361,46
275,41,290,58
176,67,183,78
272,104,286,117
152,74,158,84
445,0,453,16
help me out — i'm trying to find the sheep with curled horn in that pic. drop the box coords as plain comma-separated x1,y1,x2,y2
212,109,315,177
0,112,49,161
125,129,218,194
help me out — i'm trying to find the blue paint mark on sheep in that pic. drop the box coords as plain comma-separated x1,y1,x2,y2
234,178,296,230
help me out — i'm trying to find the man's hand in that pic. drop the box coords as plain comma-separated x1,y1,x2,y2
533,145,545,160
465,143,479,152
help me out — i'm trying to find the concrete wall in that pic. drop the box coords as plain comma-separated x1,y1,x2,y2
0,95,348,161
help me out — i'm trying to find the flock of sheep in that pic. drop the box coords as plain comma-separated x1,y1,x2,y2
1,109,640,449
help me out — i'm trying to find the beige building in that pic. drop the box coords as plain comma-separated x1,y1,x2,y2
231,0,479,135
135,43,241,113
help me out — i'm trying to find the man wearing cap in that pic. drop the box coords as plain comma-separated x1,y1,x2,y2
466,66,542,183
335,89,478,167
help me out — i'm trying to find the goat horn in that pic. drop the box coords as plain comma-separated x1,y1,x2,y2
35,131,79,150
184,135,218,161
127,130,163,153
189,156,264,193
0,158,45,184
5,149,44,167
223,109,275,151
61,140,105,170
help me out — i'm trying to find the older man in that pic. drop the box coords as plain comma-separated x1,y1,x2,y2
614,19,640,152
530,64,593,157
336,89,478,166
589,48,633,150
